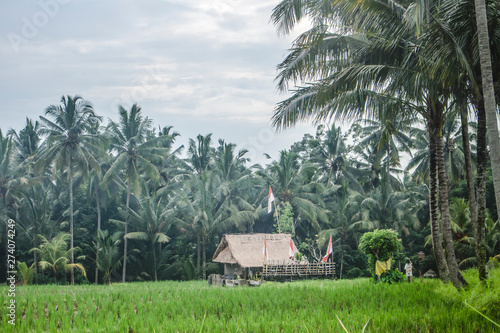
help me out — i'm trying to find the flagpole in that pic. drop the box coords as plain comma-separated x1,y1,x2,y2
274,200,281,233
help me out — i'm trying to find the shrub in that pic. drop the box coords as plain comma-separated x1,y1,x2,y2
359,229,402,273
378,269,405,284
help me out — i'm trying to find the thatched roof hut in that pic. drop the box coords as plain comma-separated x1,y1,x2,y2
212,233,298,269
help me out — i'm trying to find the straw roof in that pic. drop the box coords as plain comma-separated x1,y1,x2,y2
212,233,298,268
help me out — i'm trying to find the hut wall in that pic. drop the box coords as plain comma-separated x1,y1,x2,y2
224,264,238,276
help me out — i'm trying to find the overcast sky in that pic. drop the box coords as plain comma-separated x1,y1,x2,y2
0,0,317,165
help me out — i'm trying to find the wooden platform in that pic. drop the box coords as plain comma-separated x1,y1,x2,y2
261,261,335,280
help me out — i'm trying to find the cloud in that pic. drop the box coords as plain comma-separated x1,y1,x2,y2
0,0,316,164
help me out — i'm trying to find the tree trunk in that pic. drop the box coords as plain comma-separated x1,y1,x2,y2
202,236,207,280
460,107,487,281
340,232,345,280
435,127,466,288
95,180,101,284
196,234,201,279
474,0,500,222
69,164,74,285
33,230,38,284
153,243,158,282
122,181,131,283
460,108,478,237
428,123,450,283
475,102,488,281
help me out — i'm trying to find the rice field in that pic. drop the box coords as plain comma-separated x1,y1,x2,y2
1,272,499,332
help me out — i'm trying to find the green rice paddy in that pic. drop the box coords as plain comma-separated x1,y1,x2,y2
1,270,499,332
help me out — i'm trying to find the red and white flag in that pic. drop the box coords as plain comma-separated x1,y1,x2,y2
321,235,332,262
289,238,295,259
268,186,275,214
263,237,268,262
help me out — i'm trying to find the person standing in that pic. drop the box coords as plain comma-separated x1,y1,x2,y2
405,258,413,282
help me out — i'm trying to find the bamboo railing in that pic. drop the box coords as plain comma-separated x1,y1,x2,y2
261,261,335,279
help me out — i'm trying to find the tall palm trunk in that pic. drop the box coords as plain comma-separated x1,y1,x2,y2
95,180,101,284
340,231,345,279
475,102,488,281
69,163,75,285
474,0,500,222
33,232,38,284
460,107,486,280
196,234,201,278
122,181,131,283
460,108,478,237
202,236,207,280
428,122,450,283
435,127,466,289
153,243,158,282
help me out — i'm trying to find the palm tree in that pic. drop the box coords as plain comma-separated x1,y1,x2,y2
265,150,328,238
36,95,101,284
176,153,256,279
185,133,214,276
430,0,500,282
406,116,473,187
319,183,368,279
103,104,172,282
85,122,113,284
473,0,500,240
30,233,86,284
17,261,35,286
0,129,14,218
0,129,15,281
352,115,417,191
8,117,41,165
117,195,174,282
188,134,213,178
18,183,58,283
361,183,424,238
92,230,122,284
310,125,366,192
468,0,500,282
213,140,258,232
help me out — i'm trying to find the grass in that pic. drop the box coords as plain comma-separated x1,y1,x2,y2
1,270,499,332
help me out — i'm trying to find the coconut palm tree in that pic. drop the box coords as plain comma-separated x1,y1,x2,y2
91,230,122,284
352,115,417,191
17,183,58,283
265,150,328,238
0,129,16,281
213,140,259,232
176,142,257,279
424,0,500,281
30,233,86,284
319,183,368,279
310,124,366,192
473,0,500,237
188,134,214,178
117,195,174,282
184,133,215,277
103,104,173,282
406,116,474,186
8,117,41,165
84,122,115,284
35,95,101,284
17,261,35,286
